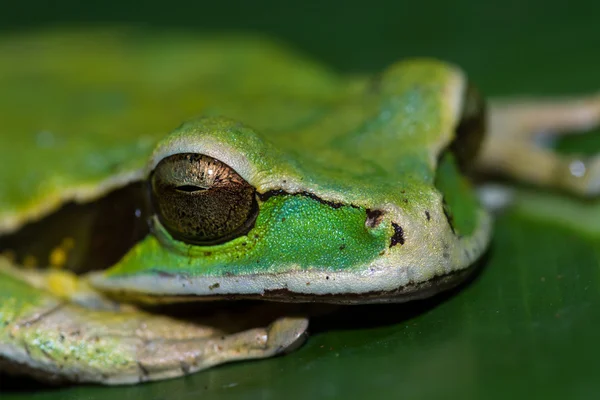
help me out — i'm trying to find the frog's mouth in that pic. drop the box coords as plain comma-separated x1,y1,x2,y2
0,182,152,276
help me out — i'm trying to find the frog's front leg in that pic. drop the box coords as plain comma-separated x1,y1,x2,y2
0,262,308,385
476,94,600,195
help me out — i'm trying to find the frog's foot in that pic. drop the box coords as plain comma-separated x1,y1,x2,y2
477,94,600,196
2,298,308,385
0,261,308,385
118,314,308,385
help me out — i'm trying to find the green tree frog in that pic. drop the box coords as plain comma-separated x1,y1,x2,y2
0,29,598,385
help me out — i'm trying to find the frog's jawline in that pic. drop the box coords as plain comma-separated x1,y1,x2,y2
117,265,479,305
259,265,478,304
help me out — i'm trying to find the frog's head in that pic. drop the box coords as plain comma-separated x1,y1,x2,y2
89,60,492,304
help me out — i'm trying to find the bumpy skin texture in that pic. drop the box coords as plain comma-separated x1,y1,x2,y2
0,29,490,302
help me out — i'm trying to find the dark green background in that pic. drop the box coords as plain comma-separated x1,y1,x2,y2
2,0,600,93
2,1,600,399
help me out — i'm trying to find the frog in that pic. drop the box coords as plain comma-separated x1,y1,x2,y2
0,28,599,385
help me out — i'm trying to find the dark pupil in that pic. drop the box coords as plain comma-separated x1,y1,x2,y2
150,153,257,245
176,185,205,193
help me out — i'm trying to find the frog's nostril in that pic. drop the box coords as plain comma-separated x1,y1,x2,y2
365,209,385,228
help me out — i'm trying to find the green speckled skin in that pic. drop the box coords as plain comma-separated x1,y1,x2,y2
0,29,489,300
114,195,389,276
93,43,488,297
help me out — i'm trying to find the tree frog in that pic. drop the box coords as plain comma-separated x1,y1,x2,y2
0,29,598,385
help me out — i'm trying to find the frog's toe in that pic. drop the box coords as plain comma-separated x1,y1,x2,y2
133,315,309,384
265,316,309,354
480,93,600,196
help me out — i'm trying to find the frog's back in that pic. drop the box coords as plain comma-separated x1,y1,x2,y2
0,29,341,232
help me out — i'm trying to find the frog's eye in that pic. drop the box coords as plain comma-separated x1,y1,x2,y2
451,84,486,172
150,154,258,245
